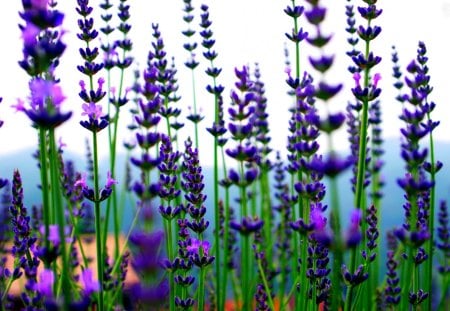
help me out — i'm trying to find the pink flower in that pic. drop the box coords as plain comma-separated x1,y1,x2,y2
12,99,26,112
79,80,86,91
187,238,210,256
81,269,100,295
284,66,292,77
350,209,362,228
353,72,361,88
81,102,103,120
310,208,327,231
74,172,87,189
105,171,118,188
29,78,66,108
31,0,48,9
48,225,60,246
98,77,105,89
373,73,381,88
21,23,40,46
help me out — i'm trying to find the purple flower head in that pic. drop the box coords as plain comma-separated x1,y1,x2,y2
31,79,64,108
310,208,327,231
127,281,169,307
37,269,54,298
353,72,361,88
81,102,103,120
105,171,118,188
345,209,362,248
17,78,72,128
129,230,164,275
74,172,88,189
305,6,327,25
373,72,381,88
30,0,48,10
230,216,264,236
39,224,60,247
81,268,100,296
21,22,40,46
19,0,66,75
187,238,210,256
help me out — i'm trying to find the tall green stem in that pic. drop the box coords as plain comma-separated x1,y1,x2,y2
220,146,231,311
92,131,104,311
164,218,175,311
38,128,51,268
48,129,70,308
347,32,372,310
330,176,344,310
191,69,200,150
239,161,251,310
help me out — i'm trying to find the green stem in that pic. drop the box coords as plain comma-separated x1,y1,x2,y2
330,176,344,310
191,69,200,150
290,174,300,311
164,217,175,311
256,254,276,311
278,203,289,311
38,128,51,268
220,146,231,311
48,129,70,308
260,168,272,262
106,60,125,263
211,74,222,308
92,131,104,311
239,160,251,310
198,267,206,311
1,276,15,302
348,34,372,310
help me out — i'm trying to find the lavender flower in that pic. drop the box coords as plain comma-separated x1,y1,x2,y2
384,250,401,306
19,0,66,75
114,0,133,71
74,170,117,202
14,78,72,128
437,201,449,274
76,0,108,133
80,268,100,296
200,4,224,97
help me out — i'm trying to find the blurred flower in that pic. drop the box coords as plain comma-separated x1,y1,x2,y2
37,269,54,298
81,268,100,296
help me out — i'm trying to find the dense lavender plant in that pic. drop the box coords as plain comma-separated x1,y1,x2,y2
181,137,214,310
344,1,383,309
227,65,262,310
394,41,438,309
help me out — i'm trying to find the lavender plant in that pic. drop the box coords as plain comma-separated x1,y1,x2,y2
0,0,449,310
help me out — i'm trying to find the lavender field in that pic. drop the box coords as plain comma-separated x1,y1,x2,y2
0,0,448,310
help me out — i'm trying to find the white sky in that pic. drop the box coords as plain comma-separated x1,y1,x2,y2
0,0,450,166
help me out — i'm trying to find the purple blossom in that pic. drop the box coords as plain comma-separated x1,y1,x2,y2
81,268,100,296
74,172,88,189
21,22,40,46
345,209,362,248
36,269,54,298
187,238,210,256
81,102,103,120
39,224,60,247
105,171,118,188
16,78,72,128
